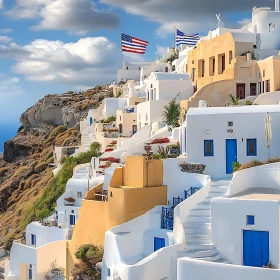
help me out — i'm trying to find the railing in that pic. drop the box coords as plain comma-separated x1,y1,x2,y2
173,197,183,208
161,207,174,230
94,190,108,201
185,187,200,199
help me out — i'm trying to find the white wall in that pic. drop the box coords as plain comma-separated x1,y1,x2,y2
177,258,280,280
187,106,280,178
26,223,69,248
137,100,169,130
254,91,280,105
7,241,67,280
212,197,280,266
104,98,128,119
227,162,280,197
162,158,209,205
117,70,140,83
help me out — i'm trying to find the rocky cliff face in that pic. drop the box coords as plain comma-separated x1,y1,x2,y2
0,85,112,247
20,87,112,131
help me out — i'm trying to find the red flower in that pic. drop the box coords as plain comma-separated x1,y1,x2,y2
151,138,170,144
105,148,114,152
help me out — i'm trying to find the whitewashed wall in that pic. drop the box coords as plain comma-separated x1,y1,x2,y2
187,106,280,178
227,162,280,197
103,98,128,119
177,258,280,280
212,197,280,266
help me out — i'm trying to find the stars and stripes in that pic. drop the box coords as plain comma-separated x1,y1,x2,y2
122,33,149,54
176,29,200,47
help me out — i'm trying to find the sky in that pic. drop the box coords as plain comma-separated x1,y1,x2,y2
0,0,275,126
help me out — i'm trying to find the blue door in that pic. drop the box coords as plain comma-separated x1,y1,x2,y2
29,265,32,280
154,237,165,252
31,234,36,246
243,230,269,267
226,139,237,174
70,215,76,226
89,117,93,126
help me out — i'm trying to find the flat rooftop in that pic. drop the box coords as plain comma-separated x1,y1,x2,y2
231,188,280,201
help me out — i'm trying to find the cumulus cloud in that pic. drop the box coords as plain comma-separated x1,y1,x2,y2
0,74,22,97
0,0,3,9
0,37,119,86
7,0,120,33
101,0,274,36
0,36,13,43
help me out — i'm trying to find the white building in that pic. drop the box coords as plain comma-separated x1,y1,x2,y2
117,61,153,83
103,98,128,119
178,162,280,280
137,72,193,130
186,105,280,178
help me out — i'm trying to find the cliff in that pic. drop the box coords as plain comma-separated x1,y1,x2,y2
0,85,112,248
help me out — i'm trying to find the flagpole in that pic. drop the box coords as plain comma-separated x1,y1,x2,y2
174,26,176,52
121,32,123,70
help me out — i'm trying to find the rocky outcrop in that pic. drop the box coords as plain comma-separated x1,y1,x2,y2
3,141,32,163
20,86,112,131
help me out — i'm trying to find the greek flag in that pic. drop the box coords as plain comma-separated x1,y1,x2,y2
176,29,200,47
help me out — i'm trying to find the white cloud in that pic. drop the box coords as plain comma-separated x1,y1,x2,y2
0,74,22,97
0,37,119,87
0,36,12,43
7,0,120,33
0,29,13,33
101,0,274,36
0,0,3,9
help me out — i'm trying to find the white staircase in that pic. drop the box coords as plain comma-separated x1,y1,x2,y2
173,180,230,279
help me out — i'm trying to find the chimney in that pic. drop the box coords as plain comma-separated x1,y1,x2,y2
276,0,279,11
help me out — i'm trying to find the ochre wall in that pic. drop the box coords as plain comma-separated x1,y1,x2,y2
187,32,254,90
67,156,166,279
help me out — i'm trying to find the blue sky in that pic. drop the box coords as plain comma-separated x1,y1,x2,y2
0,0,273,127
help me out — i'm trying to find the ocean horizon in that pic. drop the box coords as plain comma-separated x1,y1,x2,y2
0,123,19,153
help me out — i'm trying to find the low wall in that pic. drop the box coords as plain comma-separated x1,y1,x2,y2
177,258,280,280
227,162,280,197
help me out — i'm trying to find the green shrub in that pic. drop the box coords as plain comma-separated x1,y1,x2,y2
22,143,102,227
75,244,103,265
232,161,241,173
102,116,116,124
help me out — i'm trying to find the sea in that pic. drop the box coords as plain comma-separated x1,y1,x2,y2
0,124,19,154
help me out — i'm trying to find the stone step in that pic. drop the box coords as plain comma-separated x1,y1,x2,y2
195,253,221,262
195,202,211,210
184,227,211,234
189,209,211,216
186,232,211,238
178,249,217,259
185,215,211,223
184,243,214,251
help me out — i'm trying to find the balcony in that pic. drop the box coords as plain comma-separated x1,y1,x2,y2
94,190,108,201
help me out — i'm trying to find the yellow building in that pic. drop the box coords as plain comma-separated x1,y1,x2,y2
181,32,280,111
66,156,167,278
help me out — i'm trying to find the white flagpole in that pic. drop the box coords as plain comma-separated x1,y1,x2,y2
174,26,177,51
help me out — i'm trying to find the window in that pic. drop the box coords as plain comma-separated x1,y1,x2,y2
247,215,255,225
263,70,265,78
77,191,82,198
209,56,215,76
229,51,233,64
70,215,76,226
154,237,165,252
218,53,226,74
29,265,32,280
258,82,262,94
31,234,36,246
204,140,214,156
198,59,205,77
108,268,111,276
228,121,233,127
247,139,257,156
266,80,270,92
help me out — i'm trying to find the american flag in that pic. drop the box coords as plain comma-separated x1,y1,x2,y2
176,29,200,47
122,33,149,54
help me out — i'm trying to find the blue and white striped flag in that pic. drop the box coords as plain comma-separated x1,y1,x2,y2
176,29,200,47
